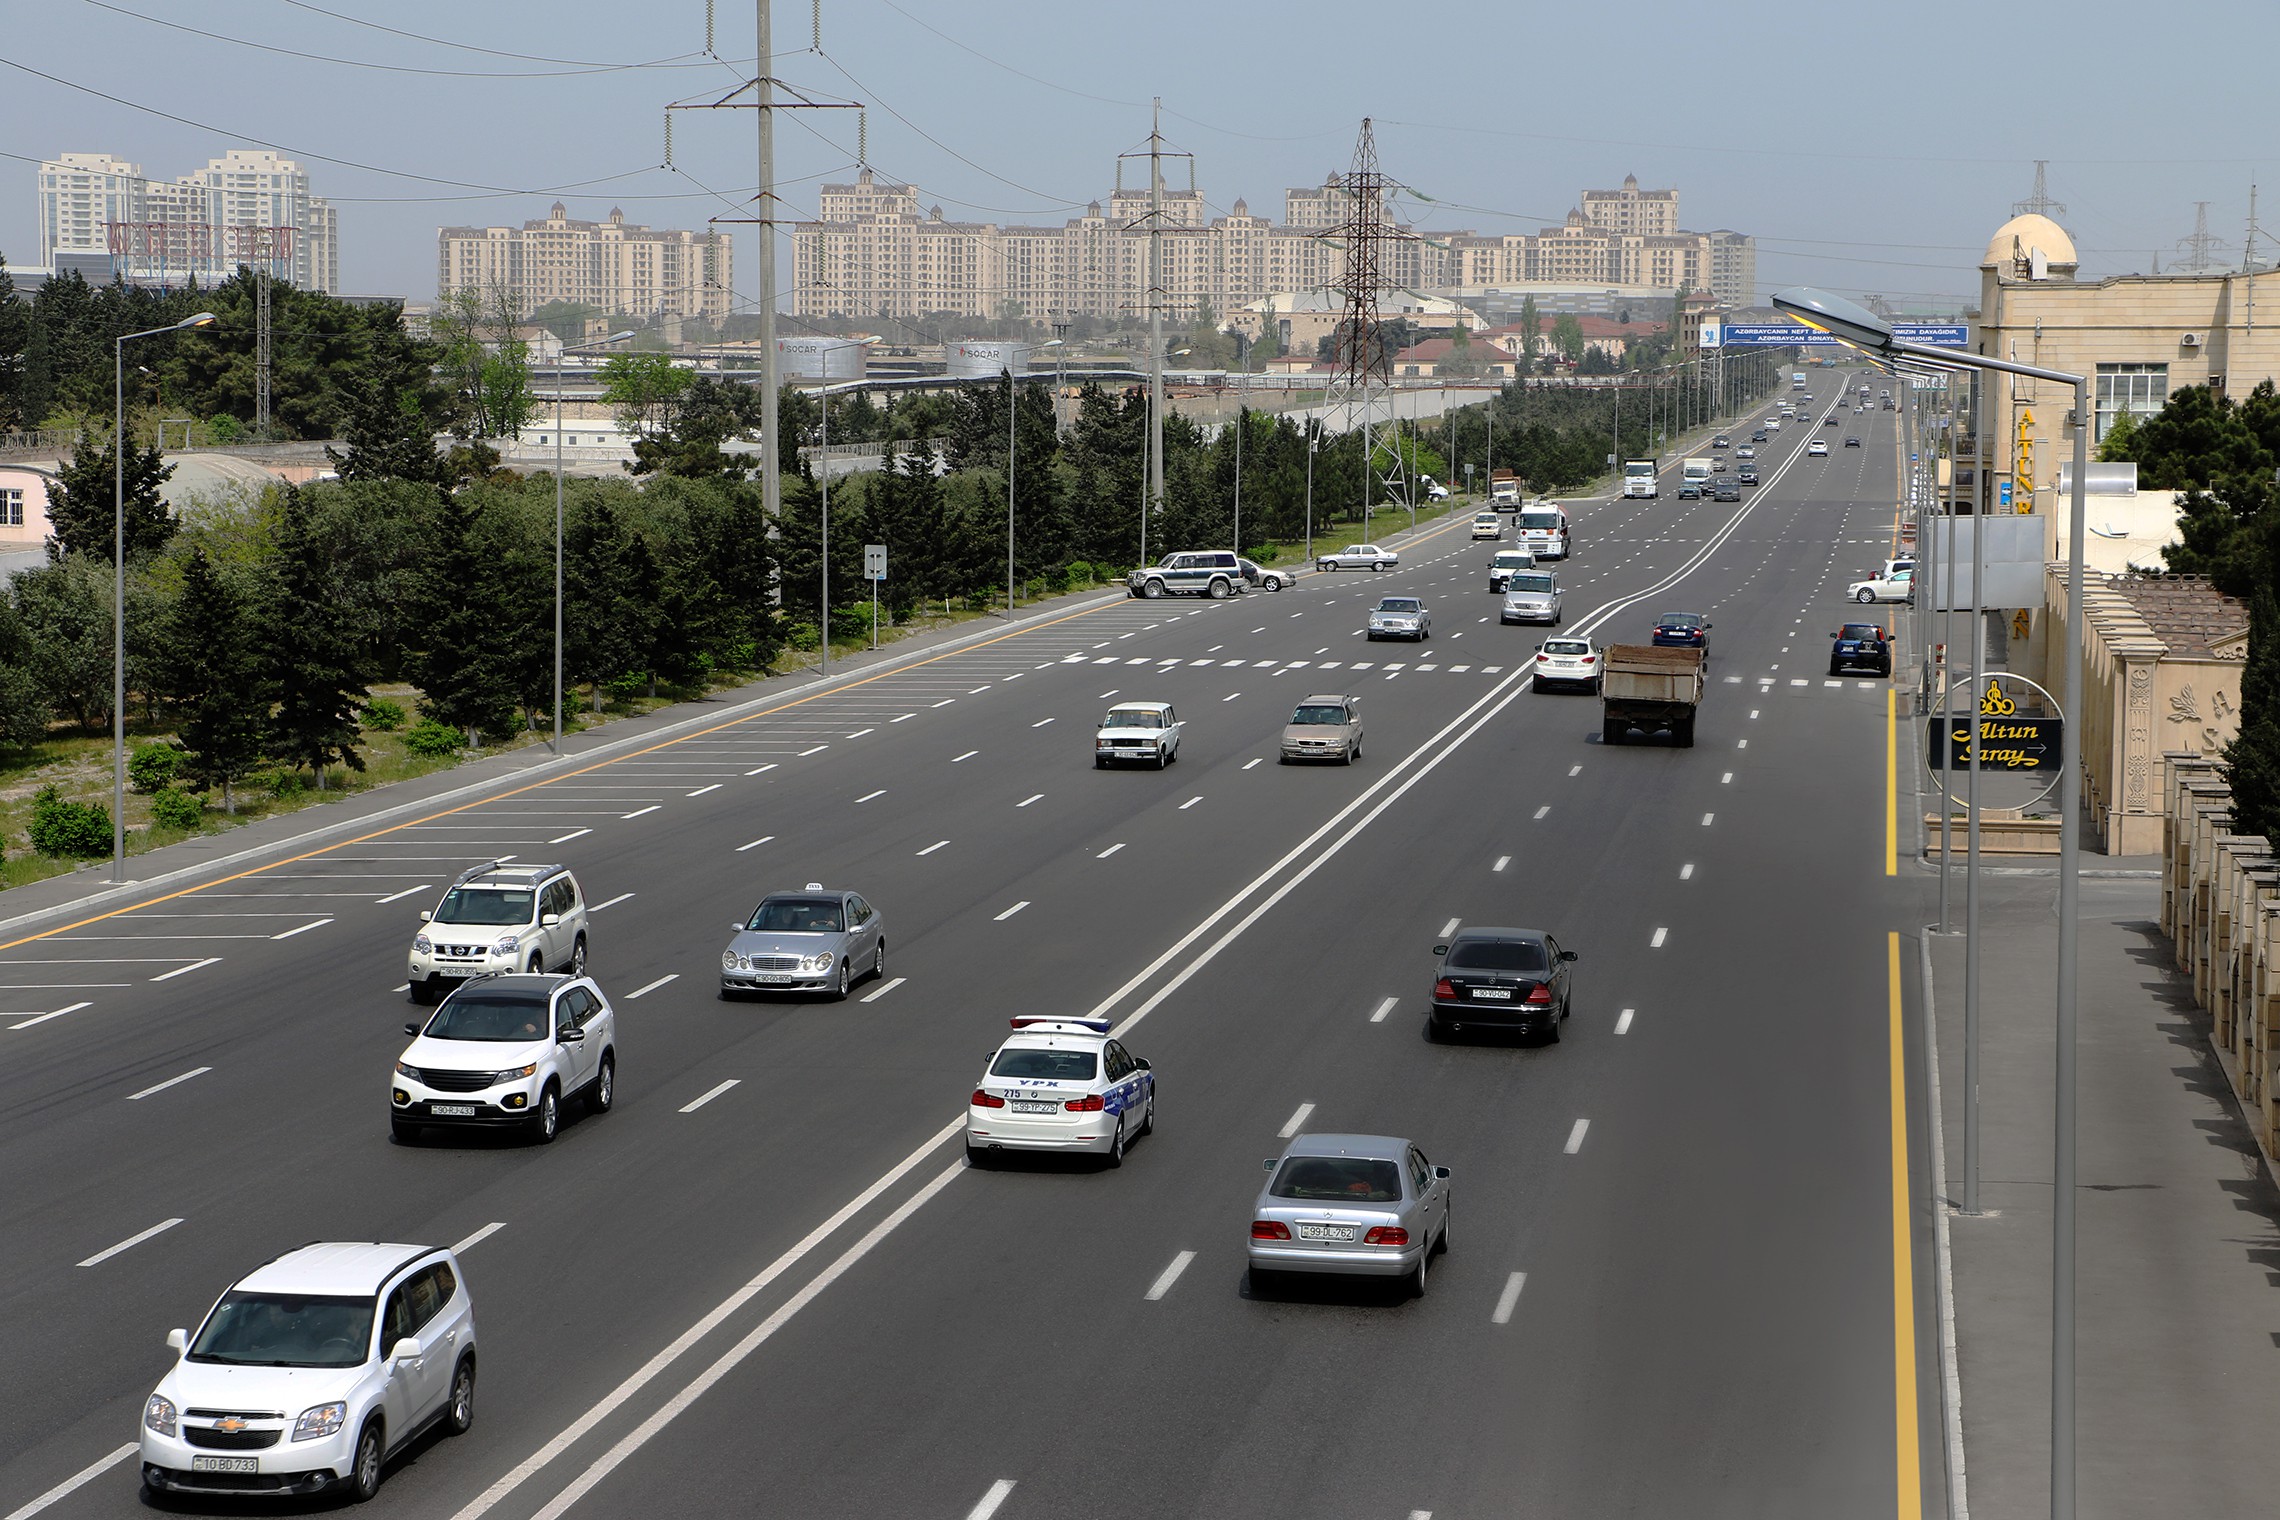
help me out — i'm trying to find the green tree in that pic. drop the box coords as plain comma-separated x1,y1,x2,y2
0,255,27,431
433,286,538,439
167,548,268,814
564,498,643,704
47,432,177,560
601,351,694,437
627,376,764,478
2096,408,2138,462
408,488,521,740
9,556,111,729
1552,313,1586,364
327,323,452,484
0,590,54,750
266,487,368,787
1518,295,1543,365
2226,581,2280,838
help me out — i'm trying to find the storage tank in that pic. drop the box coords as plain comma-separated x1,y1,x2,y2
775,335,869,381
946,340,1033,379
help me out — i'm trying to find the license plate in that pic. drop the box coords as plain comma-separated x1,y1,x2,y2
1296,1223,1356,1242
1472,987,1513,1000
1009,1101,1059,1115
192,1457,259,1474
759,974,793,984
430,1103,480,1116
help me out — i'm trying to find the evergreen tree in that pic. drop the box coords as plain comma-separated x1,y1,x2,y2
564,499,640,704
328,363,446,485
408,488,520,740
48,433,176,560
9,556,112,729
0,255,27,432
168,548,268,814
267,487,367,787
2226,582,2280,839
0,590,54,750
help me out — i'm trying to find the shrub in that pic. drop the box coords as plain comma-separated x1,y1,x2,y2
264,768,306,799
128,741,183,793
28,785,113,858
362,697,406,732
785,621,821,652
149,786,203,831
402,719,463,758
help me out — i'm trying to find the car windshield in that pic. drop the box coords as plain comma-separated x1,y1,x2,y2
189,1291,376,1368
1518,513,1562,530
1271,1156,1403,1203
746,897,844,934
1377,599,1421,613
1493,553,1532,567
1840,624,1881,640
989,1047,1098,1080
1510,574,1554,594
1104,709,1163,729
1543,640,1591,656
1659,615,1704,629
432,887,534,926
1447,939,1549,972
422,991,552,1042
1291,705,1348,726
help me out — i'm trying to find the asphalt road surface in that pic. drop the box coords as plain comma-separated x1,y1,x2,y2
0,377,1941,1519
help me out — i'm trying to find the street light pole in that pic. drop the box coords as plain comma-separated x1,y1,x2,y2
553,330,635,752
112,311,216,883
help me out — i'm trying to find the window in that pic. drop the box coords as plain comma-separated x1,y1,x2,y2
1270,1156,1402,1203
1446,939,1549,972
988,1047,1097,1081
0,488,22,527
2095,363,2167,441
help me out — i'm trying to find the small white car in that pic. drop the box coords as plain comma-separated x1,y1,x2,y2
1470,512,1502,540
1367,596,1430,641
392,973,616,1144
1094,701,1182,768
1239,557,1292,592
139,1242,476,1504
967,1017,1155,1167
408,862,588,1003
1318,543,1399,572
1807,440,1829,457
1735,444,1755,459
1764,419,1781,432
1532,636,1601,693
1848,568,1915,604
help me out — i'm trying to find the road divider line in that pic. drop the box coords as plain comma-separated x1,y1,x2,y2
1179,796,1202,810
1097,843,1125,858
686,784,722,798
1564,1119,1589,1154
1493,855,1511,872
590,893,633,911
271,917,332,940
745,764,778,776
845,728,874,738
1031,717,1054,728
1569,765,1582,776
952,750,978,762
1439,916,1461,937
1680,864,1695,880
10,999,94,1031
125,1067,210,1101
855,789,885,803
1491,1271,1527,1325
377,884,433,904
77,1218,182,1267
1244,758,1263,770
1144,1251,1197,1301
626,974,678,1000
1533,805,1550,820
1016,794,1043,808
736,836,774,852
622,805,661,819
994,902,1030,921
797,745,828,757
1701,812,1715,826
679,1080,741,1114
452,1222,507,1254
151,957,221,982
964,1480,1017,1520
860,976,906,1004
550,829,593,844
1652,926,1668,948
1721,772,1733,784
1886,687,1899,877
916,840,948,856
1616,1008,1635,1034
1279,1101,1314,1138
935,699,957,708
1370,996,1397,1024
0,1442,137,1520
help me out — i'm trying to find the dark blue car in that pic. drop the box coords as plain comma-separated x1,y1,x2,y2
1830,621,1891,676
1651,613,1709,654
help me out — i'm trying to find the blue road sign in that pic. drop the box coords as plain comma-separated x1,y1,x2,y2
1712,322,1968,350
1999,480,2012,507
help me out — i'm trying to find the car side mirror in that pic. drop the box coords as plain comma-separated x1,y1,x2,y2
166,1328,187,1353
556,1026,585,1043
1133,1057,1151,1070
1433,1166,1452,1181
542,913,561,927
1560,949,1579,962
418,909,432,923
730,922,746,932
1431,944,1448,957
403,1021,422,1037
1264,1158,1279,1173
390,1337,421,1365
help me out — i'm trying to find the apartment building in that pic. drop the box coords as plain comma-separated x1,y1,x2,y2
435,204,733,323
38,148,339,292
1580,174,1679,237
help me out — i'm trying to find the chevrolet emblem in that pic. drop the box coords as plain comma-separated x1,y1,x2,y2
213,1416,247,1434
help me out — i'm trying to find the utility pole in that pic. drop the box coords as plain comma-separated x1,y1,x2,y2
1318,118,1415,539
1116,101,1197,567
255,258,272,438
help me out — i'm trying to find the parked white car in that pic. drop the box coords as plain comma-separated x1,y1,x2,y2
1848,568,1915,604
1318,543,1398,572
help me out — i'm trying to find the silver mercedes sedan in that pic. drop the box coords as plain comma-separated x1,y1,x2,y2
720,884,884,1000
1247,1133,1451,1296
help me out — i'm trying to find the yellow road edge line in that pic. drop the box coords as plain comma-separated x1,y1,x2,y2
1889,929,1924,1518
1886,687,1898,876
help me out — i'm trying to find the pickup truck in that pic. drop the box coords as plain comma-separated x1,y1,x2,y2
1601,644,1704,748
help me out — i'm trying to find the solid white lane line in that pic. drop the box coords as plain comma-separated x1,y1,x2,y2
622,805,662,819
271,918,332,940
1493,855,1510,872
1616,1007,1635,1035
1145,1251,1197,1301
679,1079,741,1114
1179,796,1202,810
125,1068,210,1101
1439,916,1461,937
1031,717,1054,727
846,728,874,738
1221,691,1240,701
686,784,721,798
994,901,1030,921
1680,864,1695,880
1279,1101,1315,1138
952,750,978,762
1491,1271,1527,1325
590,893,634,911
1097,843,1125,858
550,829,593,844
969,685,991,694
965,1480,1017,1520
150,958,221,982
1569,765,1582,776
798,745,828,756
76,1218,182,1268
1371,996,1398,1023
892,713,915,722
934,699,956,708
1016,794,1043,808
1243,757,1263,770
10,1000,94,1031
916,841,948,856
0,1442,137,1518
626,975,679,1000
1564,1119,1590,1154
855,789,885,803
1701,812,1715,826
745,764,778,776
1651,927,1668,948
377,884,433,905
452,1222,507,1254
736,836,774,852
1533,805,1550,820
860,977,906,1004
1097,690,1119,698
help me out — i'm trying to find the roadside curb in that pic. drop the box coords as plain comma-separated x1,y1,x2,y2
1919,928,1972,1520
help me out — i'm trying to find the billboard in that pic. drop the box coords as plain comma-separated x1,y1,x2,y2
1706,322,1968,350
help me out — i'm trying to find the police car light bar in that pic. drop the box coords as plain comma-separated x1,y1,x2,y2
1009,1016,1111,1034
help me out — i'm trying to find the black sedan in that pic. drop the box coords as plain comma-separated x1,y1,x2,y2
1830,621,1892,676
1651,612,1710,653
1751,430,1768,442
1712,480,1742,502
1844,436,1863,448
1428,926,1577,1042
1736,466,1760,485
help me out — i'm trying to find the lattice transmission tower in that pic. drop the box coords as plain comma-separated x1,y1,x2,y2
1315,118,1418,531
2175,201,2227,272
2011,160,2067,219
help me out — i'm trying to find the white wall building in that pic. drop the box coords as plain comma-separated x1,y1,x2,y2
36,149,338,293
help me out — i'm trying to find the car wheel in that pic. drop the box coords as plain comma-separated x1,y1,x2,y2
718,984,741,1001
1104,1116,1126,1169
348,1418,384,1503
390,1116,422,1145
1410,1242,1430,1298
1857,589,1875,603
1095,755,1108,769
1603,718,1624,746
873,940,886,981
1154,745,1168,770
831,958,851,1001
568,935,587,977
1437,1209,1451,1255
445,1356,476,1436
1546,1011,1563,1043
1879,660,1892,677
530,1084,559,1145
408,981,437,1006
1423,1013,1443,1043
1248,1267,1285,1297
1829,661,1844,677
526,952,544,974
1374,561,1390,572
1207,577,1230,599
1319,560,1334,573
590,1054,614,1114
1139,1091,1155,1136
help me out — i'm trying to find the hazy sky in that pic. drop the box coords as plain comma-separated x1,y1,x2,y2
7,0,2276,315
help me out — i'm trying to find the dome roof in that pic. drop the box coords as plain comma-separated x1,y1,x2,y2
1982,213,2077,270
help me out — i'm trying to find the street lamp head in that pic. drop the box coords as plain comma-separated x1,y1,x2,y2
604,328,637,344
176,311,219,331
1770,287,1892,354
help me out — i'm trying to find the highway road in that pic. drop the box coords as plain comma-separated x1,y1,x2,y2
0,378,1941,1519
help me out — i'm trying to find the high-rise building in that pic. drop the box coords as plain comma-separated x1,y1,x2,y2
37,149,338,292
435,204,733,323
1581,174,1679,237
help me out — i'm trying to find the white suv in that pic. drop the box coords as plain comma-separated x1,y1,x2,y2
140,1242,476,1503
408,862,587,1003
393,973,617,1144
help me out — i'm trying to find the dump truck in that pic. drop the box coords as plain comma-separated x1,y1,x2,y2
1600,644,1704,747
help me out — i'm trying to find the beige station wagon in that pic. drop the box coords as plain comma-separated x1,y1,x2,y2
1280,694,1362,764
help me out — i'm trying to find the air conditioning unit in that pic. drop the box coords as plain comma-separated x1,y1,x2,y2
2181,332,2204,347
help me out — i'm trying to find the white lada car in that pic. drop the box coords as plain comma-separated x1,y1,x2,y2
967,1017,1155,1168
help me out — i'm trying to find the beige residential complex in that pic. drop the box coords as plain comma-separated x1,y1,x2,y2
791,169,1755,325
38,149,339,292
436,204,733,323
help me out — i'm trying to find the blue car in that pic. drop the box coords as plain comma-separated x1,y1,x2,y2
1830,621,1892,676
1650,612,1710,654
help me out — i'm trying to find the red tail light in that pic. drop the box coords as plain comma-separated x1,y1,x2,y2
1524,983,1554,1005
1434,979,1456,999
1580,655,1596,664
1064,1094,1106,1112
1363,1226,1409,1246
1251,1220,1291,1240
970,1089,1005,1109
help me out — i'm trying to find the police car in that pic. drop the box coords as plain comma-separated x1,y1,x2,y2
966,1017,1155,1167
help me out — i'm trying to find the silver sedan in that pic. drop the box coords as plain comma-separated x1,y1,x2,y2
720,885,884,1000
1248,1133,1451,1296
1366,596,1429,641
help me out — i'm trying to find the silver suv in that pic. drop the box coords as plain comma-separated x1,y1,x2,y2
408,862,588,1003
1129,551,1245,599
